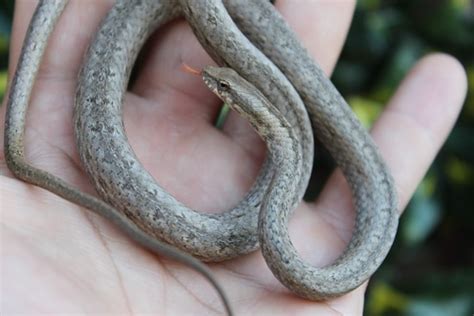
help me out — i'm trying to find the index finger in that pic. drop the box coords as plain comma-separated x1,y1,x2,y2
276,0,356,75
7,0,114,80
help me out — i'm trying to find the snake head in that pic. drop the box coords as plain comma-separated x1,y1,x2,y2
202,66,255,118
202,65,232,92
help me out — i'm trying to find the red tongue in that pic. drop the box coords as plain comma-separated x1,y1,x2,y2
181,62,202,76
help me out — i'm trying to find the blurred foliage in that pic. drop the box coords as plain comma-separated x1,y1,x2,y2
331,0,474,315
0,0,473,315
0,0,11,102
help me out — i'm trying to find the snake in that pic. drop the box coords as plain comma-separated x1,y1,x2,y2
219,0,399,298
74,0,312,263
3,0,400,314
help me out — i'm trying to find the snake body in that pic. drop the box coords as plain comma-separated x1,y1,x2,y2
74,0,311,262
3,0,400,313
222,0,399,298
3,1,232,314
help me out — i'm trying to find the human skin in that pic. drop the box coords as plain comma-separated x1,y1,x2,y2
0,0,467,315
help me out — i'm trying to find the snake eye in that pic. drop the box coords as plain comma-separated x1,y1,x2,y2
218,80,230,89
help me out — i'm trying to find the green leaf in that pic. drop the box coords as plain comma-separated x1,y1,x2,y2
464,65,474,119
348,96,383,128
366,282,409,315
0,71,7,102
358,0,381,11
214,103,230,129
445,156,474,184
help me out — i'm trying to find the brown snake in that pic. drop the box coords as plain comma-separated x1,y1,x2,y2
3,0,399,314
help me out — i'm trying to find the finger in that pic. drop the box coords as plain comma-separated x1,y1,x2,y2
6,1,35,76
0,1,115,177
314,53,467,241
7,0,114,81
276,0,356,75
372,53,467,207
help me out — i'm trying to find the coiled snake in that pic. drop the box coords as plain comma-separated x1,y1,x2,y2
4,0,399,315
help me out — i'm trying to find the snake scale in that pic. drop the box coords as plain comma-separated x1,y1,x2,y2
3,0,399,315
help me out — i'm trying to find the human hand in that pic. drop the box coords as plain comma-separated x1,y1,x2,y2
0,1,467,314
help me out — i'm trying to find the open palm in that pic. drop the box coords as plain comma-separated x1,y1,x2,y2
0,1,467,315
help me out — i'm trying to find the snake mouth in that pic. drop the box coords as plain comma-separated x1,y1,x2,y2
201,69,221,95
202,77,218,94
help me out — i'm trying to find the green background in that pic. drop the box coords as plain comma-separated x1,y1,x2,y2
1,1,472,315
